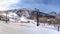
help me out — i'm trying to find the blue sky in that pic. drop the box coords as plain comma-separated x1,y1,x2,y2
0,0,60,13
10,0,60,13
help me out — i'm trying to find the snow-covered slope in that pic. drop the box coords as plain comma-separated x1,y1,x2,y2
0,21,59,34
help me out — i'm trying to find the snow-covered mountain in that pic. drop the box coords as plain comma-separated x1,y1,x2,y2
0,8,56,19
48,12,60,18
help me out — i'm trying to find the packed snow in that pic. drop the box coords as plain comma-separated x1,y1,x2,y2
0,21,60,34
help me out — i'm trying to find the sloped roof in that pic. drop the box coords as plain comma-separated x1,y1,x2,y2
31,11,56,18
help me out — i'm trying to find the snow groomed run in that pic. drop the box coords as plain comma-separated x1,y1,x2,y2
0,21,60,34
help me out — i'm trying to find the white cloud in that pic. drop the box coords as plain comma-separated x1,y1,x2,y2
0,0,19,11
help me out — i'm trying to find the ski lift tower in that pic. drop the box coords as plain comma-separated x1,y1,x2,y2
6,11,8,23
35,8,40,26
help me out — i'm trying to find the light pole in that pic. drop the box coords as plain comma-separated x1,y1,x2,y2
35,8,40,26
